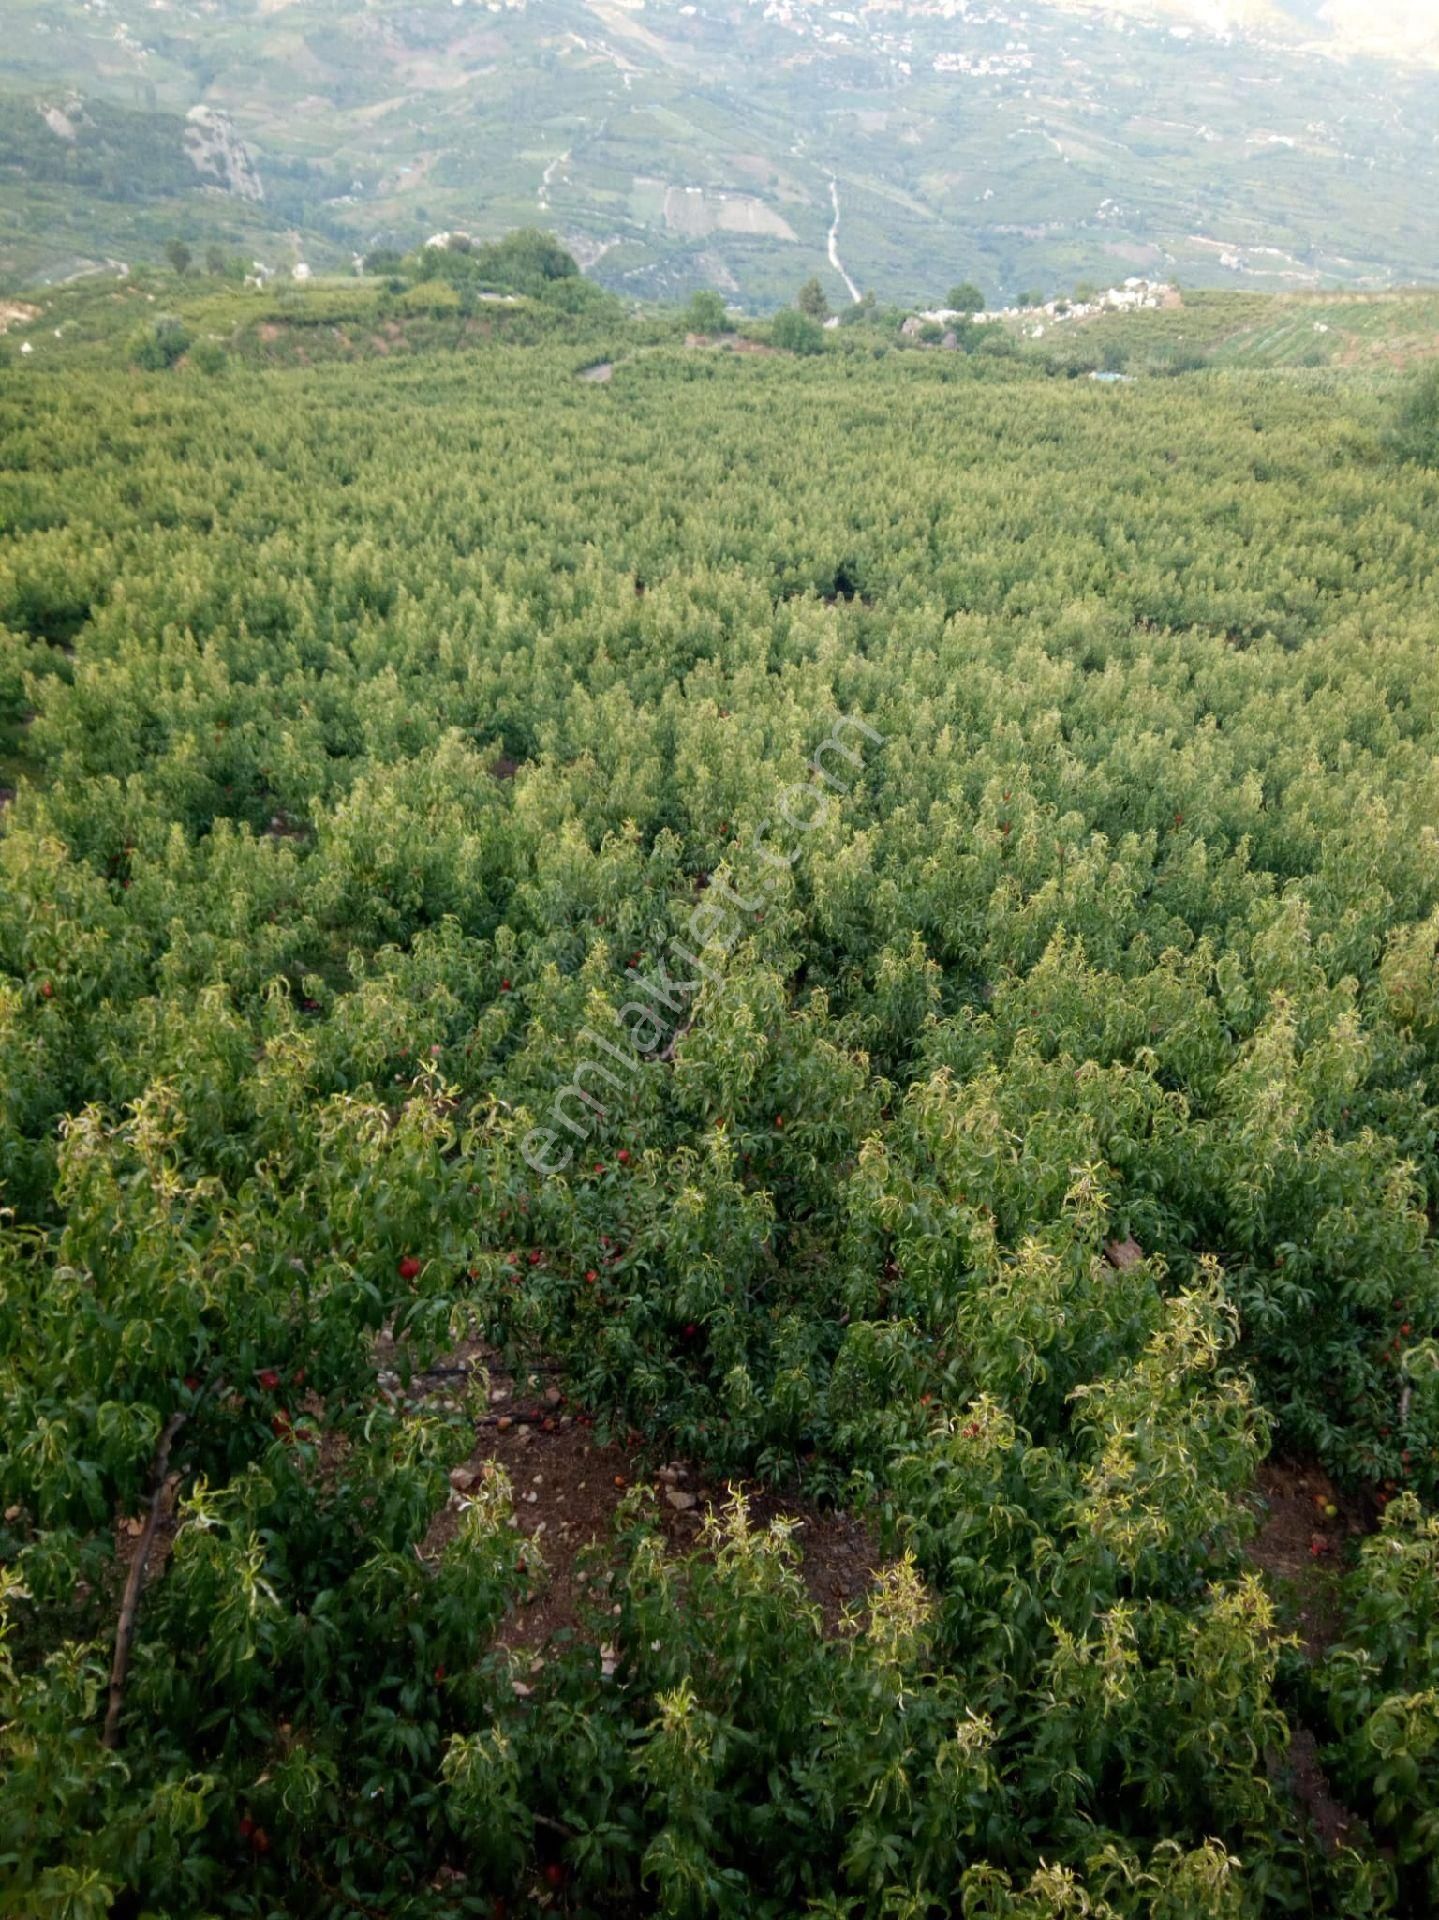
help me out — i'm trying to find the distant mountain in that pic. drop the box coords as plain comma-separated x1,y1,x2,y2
3,0,1439,303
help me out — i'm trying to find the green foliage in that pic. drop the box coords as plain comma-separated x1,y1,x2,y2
188,338,226,375
770,308,825,354
126,314,191,370
470,228,579,297
837,290,881,328
948,281,986,314
686,289,729,334
1318,1495,1439,1901
1,308,1438,1913
797,276,830,320
398,276,463,317
1391,365,1439,467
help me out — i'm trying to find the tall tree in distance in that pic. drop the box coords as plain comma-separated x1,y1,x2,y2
797,276,830,320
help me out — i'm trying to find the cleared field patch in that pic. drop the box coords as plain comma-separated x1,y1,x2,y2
661,185,797,241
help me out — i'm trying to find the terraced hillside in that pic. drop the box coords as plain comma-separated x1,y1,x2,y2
1008,287,1439,374
4,0,1439,304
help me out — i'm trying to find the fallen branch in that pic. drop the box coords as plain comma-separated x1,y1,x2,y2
102,1409,186,1750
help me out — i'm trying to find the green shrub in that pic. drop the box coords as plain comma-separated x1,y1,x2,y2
1320,1495,1439,1907
770,308,824,355
1392,365,1439,466
127,315,191,370
686,289,728,334
188,339,227,375
399,277,463,317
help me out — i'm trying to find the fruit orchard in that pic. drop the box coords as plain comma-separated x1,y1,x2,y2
2,301,1439,1916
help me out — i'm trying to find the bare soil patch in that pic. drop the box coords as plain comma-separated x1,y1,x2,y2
0,301,41,334
1247,1457,1365,1657
421,1353,881,1653
1249,1457,1367,1856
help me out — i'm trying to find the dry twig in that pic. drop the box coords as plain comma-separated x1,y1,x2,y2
102,1409,186,1750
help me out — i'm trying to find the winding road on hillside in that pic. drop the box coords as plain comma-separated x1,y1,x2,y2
539,148,570,211
827,178,862,304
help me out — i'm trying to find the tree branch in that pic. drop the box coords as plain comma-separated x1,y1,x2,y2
102,1408,186,1750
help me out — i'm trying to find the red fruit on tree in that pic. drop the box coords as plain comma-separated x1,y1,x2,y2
398,1255,423,1280
543,1863,567,1890
258,1369,281,1391
618,1148,630,1164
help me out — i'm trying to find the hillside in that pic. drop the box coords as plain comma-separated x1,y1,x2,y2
4,0,1439,303
1022,285,1439,372
7,267,1437,379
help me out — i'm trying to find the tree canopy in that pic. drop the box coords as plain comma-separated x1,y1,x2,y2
1,280,1438,1918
